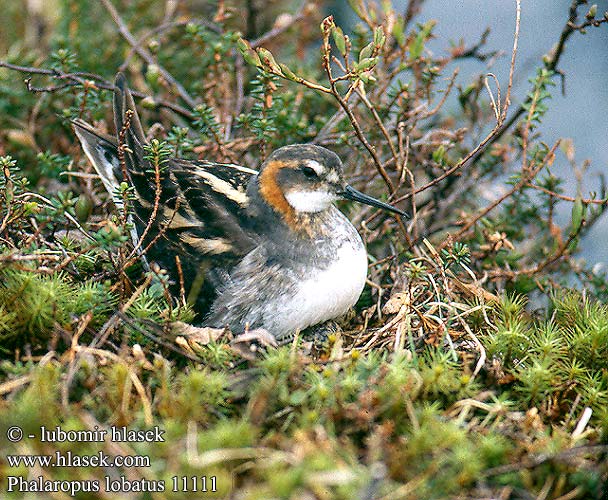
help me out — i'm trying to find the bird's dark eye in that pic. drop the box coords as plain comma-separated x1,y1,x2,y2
301,166,318,179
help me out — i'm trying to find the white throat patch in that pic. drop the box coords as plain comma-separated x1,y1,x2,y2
285,190,338,213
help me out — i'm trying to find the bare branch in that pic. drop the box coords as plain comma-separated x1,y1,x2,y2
472,0,607,161
501,0,521,121
99,0,197,109
250,2,309,48
0,61,194,120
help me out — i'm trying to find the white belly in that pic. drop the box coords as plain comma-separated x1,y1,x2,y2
268,239,368,337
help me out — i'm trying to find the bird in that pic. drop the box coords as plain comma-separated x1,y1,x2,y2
72,73,407,343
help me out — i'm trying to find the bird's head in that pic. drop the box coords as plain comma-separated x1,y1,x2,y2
258,144,407,223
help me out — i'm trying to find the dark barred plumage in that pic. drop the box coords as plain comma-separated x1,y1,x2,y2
73,73,407,341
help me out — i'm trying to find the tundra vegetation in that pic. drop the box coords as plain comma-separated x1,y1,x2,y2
1,0,607,498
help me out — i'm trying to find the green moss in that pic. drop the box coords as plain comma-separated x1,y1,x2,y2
482,291,608,415
0,269,73,341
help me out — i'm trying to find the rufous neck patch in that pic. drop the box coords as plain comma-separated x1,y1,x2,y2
259,160,297,228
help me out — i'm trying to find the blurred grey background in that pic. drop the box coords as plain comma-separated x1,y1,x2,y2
398,0,608,266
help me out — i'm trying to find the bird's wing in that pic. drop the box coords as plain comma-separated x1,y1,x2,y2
170,159,259,254
72,74,261,316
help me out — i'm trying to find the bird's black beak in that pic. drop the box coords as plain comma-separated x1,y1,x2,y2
339,185,409,218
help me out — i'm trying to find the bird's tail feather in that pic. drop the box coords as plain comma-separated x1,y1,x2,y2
73,73,158,205
72,117,145,261
112,72,150,179
71,118,122,203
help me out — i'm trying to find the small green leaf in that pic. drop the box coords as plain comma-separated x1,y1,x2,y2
141,96,157,109
289,389,307,405
74,195,92,222
570,196,585,234
432,145,446,164
410,35,424,59
359,42,374,62
236,37,250,53
145,64,160,87
23,201,39,216
279,64,298,81
347,0,364,18
409,20,436,60
567,236,580,253
256,48,281,74
355,57,378,72
393,17,406,46
237,38,261,66
373,26,386,48
332,26,347,55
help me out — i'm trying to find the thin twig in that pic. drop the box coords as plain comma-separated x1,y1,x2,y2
319,19,395,194
470,0,605,166
444,141,560,247
73,345,154,425
99,0,197,109
484,445,608,477
0,61,194,119
501,0,521,122
126,148,162,261
250,2,309,48
175,255,187,307
527,183,608,205
119,18,221,71
355,84,399,169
